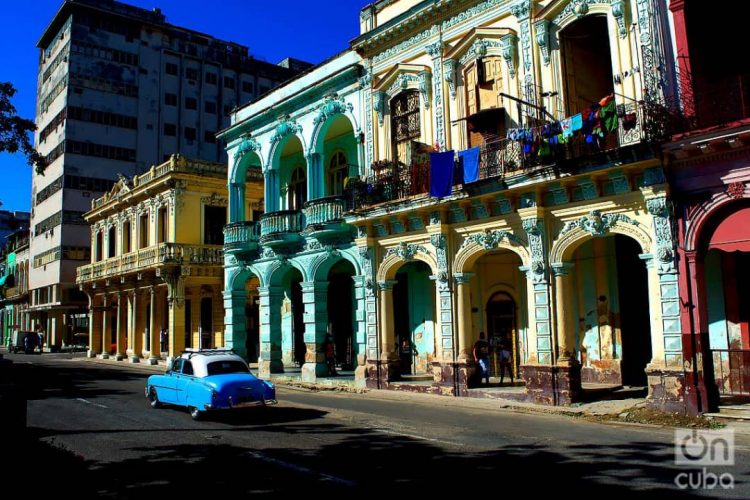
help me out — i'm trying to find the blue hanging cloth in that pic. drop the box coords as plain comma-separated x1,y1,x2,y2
429,150,455,198
459,146,481,184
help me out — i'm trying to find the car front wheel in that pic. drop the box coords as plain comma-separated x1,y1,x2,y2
148,387,161,409
189,406,202,421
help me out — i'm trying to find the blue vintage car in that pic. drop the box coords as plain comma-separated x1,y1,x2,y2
145,349,276,420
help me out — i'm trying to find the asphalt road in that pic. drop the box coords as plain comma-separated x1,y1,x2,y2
3,352,749,498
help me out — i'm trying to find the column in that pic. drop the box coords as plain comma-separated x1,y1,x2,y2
101,294,110,358
551,263,576,364
223,288,248,358
453,273,474,361
229,182,246,223
115,292,125,360
299,280,329,382
258,286,283,378
129,290,140,363
167,298,186,365
148,286,159,365
87,296,102,358
352,275,369,385
378,281,398,360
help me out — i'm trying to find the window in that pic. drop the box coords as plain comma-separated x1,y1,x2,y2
204,101,216,114
165,93,177,106
205,72,217,85
207,360,249,375
185,97,197,110
204,131,216,143
166,62,178,75
242,81,254,94
184,127,196,141
391,90,421,160
203,206,226,245
223,76,235,89
122,220,131,254
163,123,176,136
95,231,103,262
139,213,149,248
157,207,167,243
185,68,198,80
328,151,347,196
182,360,194,375
287,166,307,211
107,226,116,258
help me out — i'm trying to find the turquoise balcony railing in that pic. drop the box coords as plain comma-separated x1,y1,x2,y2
224,221,260,254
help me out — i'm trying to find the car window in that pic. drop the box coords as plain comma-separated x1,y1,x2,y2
171,358,183,373
182,360,194,376
206,360,250,376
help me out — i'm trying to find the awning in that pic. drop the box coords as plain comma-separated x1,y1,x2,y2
708,206,750,252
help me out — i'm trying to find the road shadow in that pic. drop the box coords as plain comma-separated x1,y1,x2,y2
14,420,735,498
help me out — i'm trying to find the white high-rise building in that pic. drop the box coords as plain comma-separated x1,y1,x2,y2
31,0,309,347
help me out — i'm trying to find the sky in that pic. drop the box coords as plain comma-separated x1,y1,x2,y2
0,0,370,213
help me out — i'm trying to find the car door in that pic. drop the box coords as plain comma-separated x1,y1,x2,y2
174,359,195,405
157,358,182,404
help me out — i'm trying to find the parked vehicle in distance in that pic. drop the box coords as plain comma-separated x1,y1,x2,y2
9,331,40,354
145,349,276,420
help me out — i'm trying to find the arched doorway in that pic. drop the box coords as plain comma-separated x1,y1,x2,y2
700,202,750,396
244,275,260,362
277,267,305,367
470,249,526,384
570,235,651,387
486,292,517,378
327,260,356,370
560,15,614,115
393,261,435,376
276,135,306,211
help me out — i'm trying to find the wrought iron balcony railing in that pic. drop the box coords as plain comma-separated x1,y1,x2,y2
346,100,661,211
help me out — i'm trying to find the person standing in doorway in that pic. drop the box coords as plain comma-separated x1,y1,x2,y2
473,332,490,385
160,327,168,354
400,336,417,375
499,342,513,385
325,335,337,376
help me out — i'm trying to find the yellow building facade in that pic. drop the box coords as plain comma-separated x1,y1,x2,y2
77,155,262,364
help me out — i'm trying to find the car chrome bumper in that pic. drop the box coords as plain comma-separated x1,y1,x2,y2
205,399,278,410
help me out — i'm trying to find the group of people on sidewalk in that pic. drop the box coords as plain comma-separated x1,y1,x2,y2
473,332,513,386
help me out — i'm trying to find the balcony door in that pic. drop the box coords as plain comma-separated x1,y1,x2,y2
560,15,614,115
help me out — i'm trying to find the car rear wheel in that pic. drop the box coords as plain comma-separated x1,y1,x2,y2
189,406,202,421
148,388,161,409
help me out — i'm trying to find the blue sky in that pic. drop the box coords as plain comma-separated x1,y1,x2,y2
0,0,370,212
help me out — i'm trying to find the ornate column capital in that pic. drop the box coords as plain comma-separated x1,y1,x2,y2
453,272,475,285
550,262,574,277
377,280,398,291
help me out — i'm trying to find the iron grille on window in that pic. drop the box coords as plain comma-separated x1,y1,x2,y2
392,91,420,142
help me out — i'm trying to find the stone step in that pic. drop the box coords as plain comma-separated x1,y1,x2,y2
705,405,750,422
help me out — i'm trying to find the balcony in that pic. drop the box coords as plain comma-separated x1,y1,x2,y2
674,73,750,135
224,221,260,256
258,210,304,250
302,196,350,239
3,286,26,300
346,100,659,211
76,243,223,283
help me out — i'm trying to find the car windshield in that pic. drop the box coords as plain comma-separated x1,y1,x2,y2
206,360,250,376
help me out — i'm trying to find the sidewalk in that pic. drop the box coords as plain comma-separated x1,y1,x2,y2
38,352,748,433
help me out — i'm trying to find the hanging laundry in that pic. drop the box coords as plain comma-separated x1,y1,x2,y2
459,147,481,184
429,150,455,198
600,99,618,133
571,113,583,132
561,117,574,139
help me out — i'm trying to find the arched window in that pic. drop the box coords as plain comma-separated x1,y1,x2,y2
328,151,347,196
391,90,420,161
287,166,307,210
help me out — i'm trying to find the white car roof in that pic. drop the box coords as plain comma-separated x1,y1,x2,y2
178,351,246,378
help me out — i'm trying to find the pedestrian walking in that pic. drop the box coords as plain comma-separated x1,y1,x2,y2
473,332,490,385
